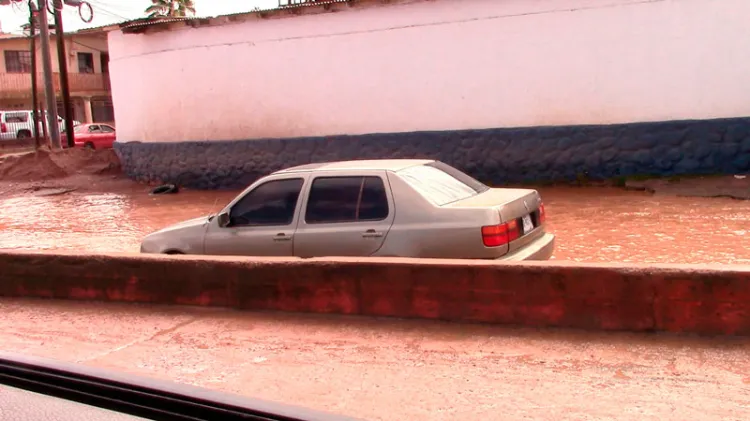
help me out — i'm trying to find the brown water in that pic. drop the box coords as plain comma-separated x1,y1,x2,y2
0,186,748,263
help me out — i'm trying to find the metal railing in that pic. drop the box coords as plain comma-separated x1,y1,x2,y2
278,0,328,6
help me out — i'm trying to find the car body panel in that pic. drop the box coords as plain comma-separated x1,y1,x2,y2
496,232,555,261
275,159,431,174
293,170,396,258
140,216,209,254
368,171,505,259
446,188,544,254
203,173,310,257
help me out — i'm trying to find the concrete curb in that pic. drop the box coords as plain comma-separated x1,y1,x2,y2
2,252,750,335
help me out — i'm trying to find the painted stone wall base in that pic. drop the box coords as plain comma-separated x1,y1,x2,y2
115,117,750,190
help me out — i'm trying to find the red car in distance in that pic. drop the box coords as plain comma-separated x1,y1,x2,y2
62,123,116,149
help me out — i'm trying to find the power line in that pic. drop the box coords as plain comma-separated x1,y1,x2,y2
86,0,131,21
71,39,107,53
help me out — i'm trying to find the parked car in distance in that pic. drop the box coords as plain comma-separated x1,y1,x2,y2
141,159,555,261
0,110,79,141
63,123,116,149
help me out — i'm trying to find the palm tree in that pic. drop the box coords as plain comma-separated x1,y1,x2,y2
145,0,196,18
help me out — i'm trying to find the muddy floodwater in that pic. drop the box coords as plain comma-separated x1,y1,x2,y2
0,186,748,264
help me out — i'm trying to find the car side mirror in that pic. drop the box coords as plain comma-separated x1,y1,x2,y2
217,212,230,228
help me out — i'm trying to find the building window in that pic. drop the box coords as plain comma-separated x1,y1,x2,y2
92,97,114,123
77,52,94,73
100,53,109,73
4,50,32,73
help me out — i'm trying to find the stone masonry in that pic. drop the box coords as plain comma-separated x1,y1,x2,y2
114,117,750,190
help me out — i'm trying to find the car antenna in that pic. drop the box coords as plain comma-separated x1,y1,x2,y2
208,198,221,220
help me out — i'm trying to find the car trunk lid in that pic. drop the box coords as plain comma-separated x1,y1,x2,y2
445,188,545,253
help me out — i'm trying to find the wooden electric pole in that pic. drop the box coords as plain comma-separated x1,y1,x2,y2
53,0,75,148
37,1,62,149
28,1,41,149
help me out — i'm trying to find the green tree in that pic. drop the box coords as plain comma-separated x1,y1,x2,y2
145,0,196,18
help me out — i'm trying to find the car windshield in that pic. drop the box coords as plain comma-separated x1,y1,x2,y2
396,162,489,206
73,125,84,133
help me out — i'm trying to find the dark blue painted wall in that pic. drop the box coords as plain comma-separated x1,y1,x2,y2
114,117,750,190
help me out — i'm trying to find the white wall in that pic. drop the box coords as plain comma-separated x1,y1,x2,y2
108,0,750,143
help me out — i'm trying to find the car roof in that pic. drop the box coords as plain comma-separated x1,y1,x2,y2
273,159,434,174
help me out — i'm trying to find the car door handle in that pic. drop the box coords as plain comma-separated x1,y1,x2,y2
273,233,292,242
362,229,384,238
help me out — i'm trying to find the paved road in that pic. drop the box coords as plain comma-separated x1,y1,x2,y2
2,298,749,421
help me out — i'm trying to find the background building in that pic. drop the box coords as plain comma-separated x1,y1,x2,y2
0,26,113,123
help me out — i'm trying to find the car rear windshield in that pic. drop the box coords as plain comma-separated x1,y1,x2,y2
396,162,489,206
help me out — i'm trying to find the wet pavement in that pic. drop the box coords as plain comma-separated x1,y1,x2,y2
0,185,748,263
1,298,749,421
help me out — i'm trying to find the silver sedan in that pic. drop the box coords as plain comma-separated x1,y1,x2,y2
140,159,555,260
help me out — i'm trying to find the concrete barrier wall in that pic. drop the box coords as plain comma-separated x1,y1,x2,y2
2,252,750,336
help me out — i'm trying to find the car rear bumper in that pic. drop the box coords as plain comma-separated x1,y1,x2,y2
497,232,555,261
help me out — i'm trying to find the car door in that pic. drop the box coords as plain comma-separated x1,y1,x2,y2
98,124,116,148
203,176,306,257
86,125,102,147
293,171,395,258
0,113,12,141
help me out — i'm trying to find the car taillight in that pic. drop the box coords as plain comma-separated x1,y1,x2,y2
539,203,546,224
1,123,6,133
481,220,520,247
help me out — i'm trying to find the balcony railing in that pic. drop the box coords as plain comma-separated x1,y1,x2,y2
0,72,111,99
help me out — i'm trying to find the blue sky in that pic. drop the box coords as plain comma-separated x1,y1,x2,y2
0,0,279,34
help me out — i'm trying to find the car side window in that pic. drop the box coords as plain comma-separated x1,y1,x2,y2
358,176,389,220
89,125,101,133
229,178,304,227
5,112,28,123
100,125,115,133
305,176,389,224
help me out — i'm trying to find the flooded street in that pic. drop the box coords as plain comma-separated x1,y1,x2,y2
542,187,750,264
0,185,748,263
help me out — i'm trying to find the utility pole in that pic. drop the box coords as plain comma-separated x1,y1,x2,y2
28,1,41,149
37,1,61,149
53,0,75,148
